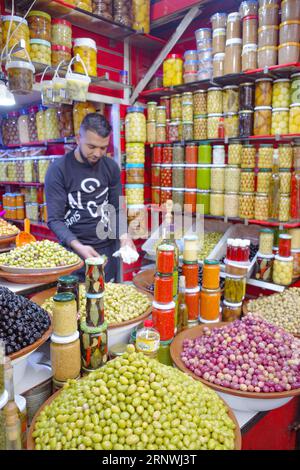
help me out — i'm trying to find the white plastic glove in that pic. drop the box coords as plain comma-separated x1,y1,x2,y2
112,245,139,264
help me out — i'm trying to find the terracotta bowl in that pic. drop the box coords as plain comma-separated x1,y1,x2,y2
0,260,84,284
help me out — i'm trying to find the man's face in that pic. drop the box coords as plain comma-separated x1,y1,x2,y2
76,129,110,165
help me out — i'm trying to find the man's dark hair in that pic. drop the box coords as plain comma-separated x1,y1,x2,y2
80,113,112,137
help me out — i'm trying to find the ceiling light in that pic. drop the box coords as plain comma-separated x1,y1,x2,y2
0,81,15,107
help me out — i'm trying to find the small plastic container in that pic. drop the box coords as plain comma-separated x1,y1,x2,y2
258,25,279,48
257,45,278,67
258,4,279,27
224,39,242,74
195,27,212,42
278,42,300,64
213,53,225,77
211,12,227,29
279,21,300,44
6,61,35,95
163,54,183,87
66,72,91,102
281,0,300,22
242,44,257,71
73,38,97,77
184,50,198,61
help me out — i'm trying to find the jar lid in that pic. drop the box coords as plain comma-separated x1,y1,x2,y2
156,124,166,127
30,39,51,47
127,106,144,113
256,192,268,196
211,163,226,168
291,249,300,253
279,234,292,239
207,86,222,91
156,105,166,110
197,190,210,193
204,259,219,265
228,12,241,20
213,28,226,36
51,44,72,53
254,106,272,110
0,391,8,410
161,187,172,191
225,191,239,195
256,252,275,259
278,42,300,48
85,255,106,266
52,18,72,27
172,187,185,191
240,82,254,86
224,112,238,117
226,38,243,46
74,37,97,50
184,59,199,64
195,27,211,33
208,113,223,117
255,77,273,83
273,79,290,84
260,228,274,233
213,53,225,59
258,168,272,172
275,254,293,262
213,145,225,149
58,275,79,284
223,300,243,308
194,114,207,118
211,190,224,194
28,10,51,20
51,331,79,344
147,101,157,105
166,53,182,60
2,15,28,25
127,204,146,210
242,44,258,52
193,89,207,94
185,286,200,294
273,107,289,112
158,243,175,251
290,103,300,108
279,168,292,172
125,183,144,188
223,85,239,90
152,300,176,310
243,15,258,21
184,188,197,192
239,110,254,114
126,163,144,168
184,50,198,56
182,121,194,125
6,60,35,73
53,292,75,302
239,191,254,195
210,12,227,20
197,164,212,168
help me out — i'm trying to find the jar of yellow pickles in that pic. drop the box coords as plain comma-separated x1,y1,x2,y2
44,108,60,140
271,108,289,135
126,143,145,163
240,169,255,192
279,169,292,194
254,193,269,220
228,141,243,165
241,144,256,168
224,113,239,138
257,169,272,192
3,16,30,60
210,191,224,216
125,106,146,143
272,79,290,108
74,38,97,77
257,144,273,168
273,255,293,286
239,192,255,219
207,87,223,114
170,95,182,119
289,103,300,134
163,54,183,87
36,105,46,141
279,144,293,168
132,0,150,33
73,101,96,135
278,193,291,221
207,114,222,139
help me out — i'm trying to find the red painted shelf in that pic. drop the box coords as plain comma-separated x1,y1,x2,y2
0,182,44,187
0,138,75,149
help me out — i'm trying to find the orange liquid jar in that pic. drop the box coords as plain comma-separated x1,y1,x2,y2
182,263,199,289
199,287,221,323
154,274,173,304
185,287,200,321
202,259,220,289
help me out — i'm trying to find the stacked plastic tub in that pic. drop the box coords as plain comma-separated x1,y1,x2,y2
278,0,300,64
257,0,279,68
195,27,213,81
224,11,242,75
240,1,258,71
211,12,227,78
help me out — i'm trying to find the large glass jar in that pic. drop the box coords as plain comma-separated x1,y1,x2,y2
125,184,144,204
156,124,167,142
27,10,51,41
172,188,184,207
257,169,272,192
290,72,300,105
172,164,184,188
211,166,225,191
51,45,72,67
72,101,95,136
132,0,150,33
257,45,277,68
272,79,290,108
258,25,278,48
163,54,183,87
207,87,223,114
93,0,113,20
27,106,38,142
38,157,50,183
224,113,239,138
198,144,212,164
278,193,291,221
207,114,222,138
160,164,172,187
170,95,182,119
289,104,300,134
239,192,255,218
272,255,293,285
147,102,157,121
271,108,289,135
257,144,274,168
51,19,72,48
210,191,224,216
258,3,279,27
57,104,74,138
279,144,293,168
224,192,239,217
242,15,258,46
74,38,97,77
193,90,207,115
182,122,193,140
30,38,51,65
241,144,256,168
228,141,242,165
184,189,197,213
125,106,146,143
51,332,81,382
182,102,193,122
223,85,239,113
226,12,241,40
185,165,197,188
294,144,300,168
147,121,156,143
185,143,197,164
6,61,34,95
44,108,60,140
18,110,30,144
239,82,255,110
240,168,255,192
197,165,211,190
255,78,273,106
279,169,292,194
225,166,241,192
3,16,30,60
197,190,210,214
254,106,272,135
255,192,269,220
213,52,225,78
212,27,226,55
162,145,173,164
239,110,254,137
194,115,207,140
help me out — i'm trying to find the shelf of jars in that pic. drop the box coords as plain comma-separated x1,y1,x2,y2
145,134,300,146
0,138,75,150
139,63,300,99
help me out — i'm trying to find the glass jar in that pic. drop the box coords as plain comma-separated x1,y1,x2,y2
184,189,197,213
254,253,274,280
224,192,239,217
279,20,300,44
172,164,184,188
30,39,51,65
74,0,92,11
224,274,246,303
257,169,272,192
240,168,255,192
152,187,160,204
290,73,300,105
163,54,183,87
27,10,51,41
156,106,166,124
207,114,223,139
160,164,172,188
271,108,289,135
57,104,74,138
126,164,144,184
222,300,242,322
38,157,50,183
259,228,274,255
27,106,38,142
211,166,225,191
198,144,212,164
289,104,300,134
51,19,72,48
272,254,293,285
255,192,269,220
160,187,172,204
126,143,145,164
151,165,161,187
279,169,292,193
211,12,227,29
193,90,207,115
207,87,223,114
197,190,210,214
147,102,157,121
255,78,273,106
25,202,39,221
152,144,163,164
210,191,224,216
257,46,277,68
50,332,81,382
125,184,144,204
225,166,241,192
114,0,132,26
291,171,300,219
294,144,300,168
182,102,193,122
132,0,150,33
146,121,156,143
224,113,239,138
241,144,256,168
213,53,225,78
279,144,293,168
199,287,221,323
74,38,97,77
239,192,255,218
18,110,30,144
222,86,239,113
125,106,146,143
44,108,60,140
162,145,173,164
242,44,257,71
224,39,242,74
278,193,291,221
23,159,33,183
6,61,34,95
258,25,279,48
182,122,193,140
53,292,77,337
212,27,226,55
239,110,254,137
51,45,72,67
254,106,272,135
3,16,30,60
185,165,197,188
258,144,274,168
228,141,243,165
170,95,182,119
156,124,167,142
194,115,207,140
212,145,225,165
242,15,258,46
185,143,197,164
281,0,300,22
197,165,211,190
272,79,290,109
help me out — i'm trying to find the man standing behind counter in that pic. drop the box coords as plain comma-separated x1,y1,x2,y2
45,113,136,281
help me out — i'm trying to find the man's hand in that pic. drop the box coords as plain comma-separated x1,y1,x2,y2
70,240,99,259
120,233,137,252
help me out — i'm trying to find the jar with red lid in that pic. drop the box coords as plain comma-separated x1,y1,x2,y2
182,263,199,289
152,186,160,204
199,287,221,323
51,18,72,48
185,287,200,321
162,144,173,164
156,244,175,275
184,189,197,213
160,96,171,119
160,164,172,187
51,44,72,67
185,165,197,188
185,143,198,164
160,187,172,204
151,165,161,186
154,273,173,304
291,170,300,219
202,259,220,290
152,300,175,342
278,234,292,257
152,144,163,164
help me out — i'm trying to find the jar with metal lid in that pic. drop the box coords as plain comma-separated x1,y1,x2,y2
239,192,255,218
27,10,51,41
199,287,221,323
228,141,243,165
279,144,293,168
279,169,291,193
194,115,207,139
51,44,72,67
242,43,258,71
155,123,166,142
258,3,279,27
255,78,273,106
57,275,80,315
272,254,293,285
3,16,30,60
213,28,226,55
207,87,223,114
184,189,197,213
50,332,81,382
125,107,146,143
172,164,185,188
51,19,72,48
242,15,258,46
213,53,225,78
257,169,272,192
211,166,225,191
126,163,144,184
271,108,289,135
226,12,242,40
182,121,193,140
254,192,269,220
224,39,242,74
257,144,274,168
163,54,183,87
74,38,97,77
196,190,210,214
210,191,224,216
289,103,300,134
193,90,207,115
17,110,30,144
224,192,239,217
258,25,278,48
272,79,290,108
222,300,242,322
197,165,211,190
185,143,198,164
92,0,112,19
239,110,254,137
207,114,222,138
241,144,256,168
222,85,239,113
224,113,239,138
160,96,170,119
225,166,241,192
254,106,272,135
278,193,291,221
147,102,157,121
240,168,255,192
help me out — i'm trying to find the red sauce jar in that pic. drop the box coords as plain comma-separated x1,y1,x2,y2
152,300,175,341
185,287,200,321
152,144,163,164
156,244,175,275
185,143,198,164
184,189,197,213
185,165,197,188
152,187,160,204
202,259,220,290
278,234,292,257
182,263,199,289
291,171,300,219
154,274,173,303
151,165,161,186
162,144,173,164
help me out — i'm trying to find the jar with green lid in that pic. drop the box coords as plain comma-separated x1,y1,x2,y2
109,343,128,360
224,192,239,218
210,191,224,216
51,331,81,382
225,166,240,193
240,169,255,193
279,169,292,194
197,164,211,190
224,274,246,303
52,292,77,337
259,228,274,255
257,144,274,168
257,169,272,192
241,144,256,168
196,190,210,214
228,141,242,165
198,143,211,164
57,275,80,317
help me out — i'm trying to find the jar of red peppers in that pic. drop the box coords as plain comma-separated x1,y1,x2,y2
152,144,163,164
185,287,200,321
162,144,173,164
185,143,198,164
160,95,171,119
154,273,174,303
160,164,172,187
152,186,160,204
185,165,197,188
156,244,175,274
182,263,199,289
151,165,161,186
152,300,175,341
160,187,172,204
291,170,300,219
184,189,197,213
278,234,292,257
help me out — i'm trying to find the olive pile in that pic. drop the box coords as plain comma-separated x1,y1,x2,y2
0,219,19,237
42,283,151,325
0,287,51,355
32,346,236,450
0,240,80,268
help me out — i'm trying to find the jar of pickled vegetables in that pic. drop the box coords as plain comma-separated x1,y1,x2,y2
279,193,291,221
18,109,30,144
146,121,156,143
57,104,74,138
257,169,272,192
51,19,72,49
223,85,239,113
291,171,300,219
197,165,211,190
273,254,293,285
51,45,72,67
289,104,300,134
155,106,166,124
254,106,272,135
272,79,290,108
182,122,193,141
241,144,256,168
132,0,150,33
184,189,197,213
193,90,207,115
160,187,172,204
27,10,51,41
185,143,197,164
125,107,146,143
38,157,50,183
6,61,35,95
279,169,292,194
156,124,166,142
255,78,273,106
73,101,96,135
207,87,223,114
74,38,97,77
224,192,239,217
207,114,222,139
194,115,207,140
125,184,144,205
44,108,60,140
3,16,30,60
147,102,157,121
240,168,255,192
279,144,293,168
239,82,254,111
271,108,289,135
30,39,51,65
170,95,182,119
239,192,255,218
242,43,257,71
228,141,243,165
225,166,241,193
211,166,225,191
239,110,254,137
196,190,210,214
290,73,300,105
254,192,269,220
198,144,212,164
224,274,246,303
28,106,38,142
210,191,224,216
163,54,183,87
224,113,239,138
36,105,45,141
182,102,193,122
257,144,274,168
